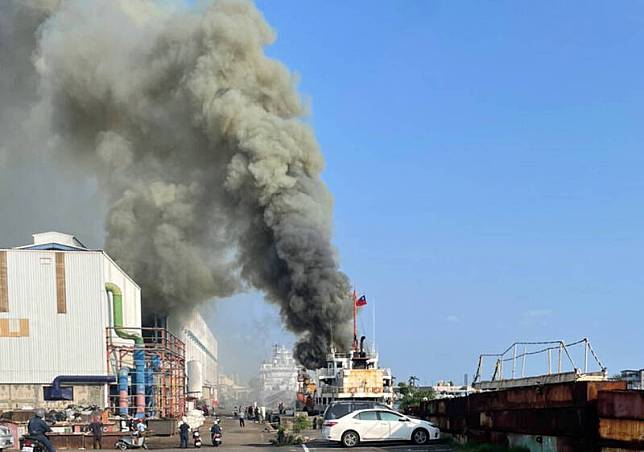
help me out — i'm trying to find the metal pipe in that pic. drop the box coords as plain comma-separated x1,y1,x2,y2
474,356,483,383
106,283,146,418
547,349,551,374
118,368,129,416
511,344,517,379
45,375,116,401
584,338,588,373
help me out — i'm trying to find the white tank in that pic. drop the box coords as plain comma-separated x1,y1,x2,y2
187,360,203,396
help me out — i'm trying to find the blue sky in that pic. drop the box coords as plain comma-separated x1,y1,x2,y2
1,0,641,385
209,0,644,384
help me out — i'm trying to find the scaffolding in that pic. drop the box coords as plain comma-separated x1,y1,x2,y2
106,326,186,418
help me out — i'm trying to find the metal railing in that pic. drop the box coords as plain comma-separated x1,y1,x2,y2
473,337,605,384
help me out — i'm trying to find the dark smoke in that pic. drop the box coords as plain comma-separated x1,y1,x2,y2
0,0,352,368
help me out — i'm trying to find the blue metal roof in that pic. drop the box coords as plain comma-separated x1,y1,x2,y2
20,243,89,251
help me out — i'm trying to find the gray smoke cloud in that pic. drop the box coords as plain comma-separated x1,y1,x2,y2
0,0,352,368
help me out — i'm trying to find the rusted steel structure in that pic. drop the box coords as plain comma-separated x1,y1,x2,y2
106,326,186,418
422,380,643,451
598,390,644,449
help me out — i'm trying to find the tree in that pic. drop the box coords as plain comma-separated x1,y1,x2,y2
397,382,411,397
397,381,435,410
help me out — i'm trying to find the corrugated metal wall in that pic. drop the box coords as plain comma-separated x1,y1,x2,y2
0,249,141,384
168,311,218,401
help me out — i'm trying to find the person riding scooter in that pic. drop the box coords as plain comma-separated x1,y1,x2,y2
27,409,55,452
114,418,148,450
210,421,222,447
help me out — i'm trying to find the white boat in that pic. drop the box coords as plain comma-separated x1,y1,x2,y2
297,335,394,414
297,291,394,414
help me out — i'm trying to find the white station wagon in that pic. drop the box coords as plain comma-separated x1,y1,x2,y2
322,408,440,447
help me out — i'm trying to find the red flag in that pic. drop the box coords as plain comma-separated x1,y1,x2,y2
355,295,367,307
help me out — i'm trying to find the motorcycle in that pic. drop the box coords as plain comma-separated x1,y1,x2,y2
192,429,202,448
19,435,46,452
211,432,222,447
114,431,148,450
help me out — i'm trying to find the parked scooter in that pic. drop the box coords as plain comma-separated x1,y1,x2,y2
115,431,148,450
192,429,202,448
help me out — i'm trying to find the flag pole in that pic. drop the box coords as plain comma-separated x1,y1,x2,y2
353,287,358,351
372,295,376,354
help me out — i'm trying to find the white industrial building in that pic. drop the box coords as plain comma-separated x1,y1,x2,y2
259,345,299,408
620,369,644,390
168,310,219,406
0,232,142,409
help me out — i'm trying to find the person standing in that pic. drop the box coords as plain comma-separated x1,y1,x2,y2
88,417,103,449
27,409,55,452
238,410,245,428
179,419,190,448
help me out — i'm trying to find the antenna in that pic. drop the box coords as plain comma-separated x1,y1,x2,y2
372,295,376,354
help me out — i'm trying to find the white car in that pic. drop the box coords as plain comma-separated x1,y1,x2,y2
0,425,14,452
322,408,440,447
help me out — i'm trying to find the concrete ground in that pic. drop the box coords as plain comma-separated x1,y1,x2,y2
141,415,453,452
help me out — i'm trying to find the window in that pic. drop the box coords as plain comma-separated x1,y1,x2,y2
354,402,374,411
377,411,402,421
355,411,379,421
324,404,352,420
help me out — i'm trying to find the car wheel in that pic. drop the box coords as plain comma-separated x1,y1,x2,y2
412,428,429,445
341,430,360,448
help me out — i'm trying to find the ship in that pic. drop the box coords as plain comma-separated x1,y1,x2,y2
259,344,299,409
296,292,395,414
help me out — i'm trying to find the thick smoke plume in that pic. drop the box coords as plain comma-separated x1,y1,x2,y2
0,0,352,368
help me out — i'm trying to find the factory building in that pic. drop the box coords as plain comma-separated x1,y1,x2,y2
0,231,220,417
167,311,219,407
0,232,142,409
620,369,644,390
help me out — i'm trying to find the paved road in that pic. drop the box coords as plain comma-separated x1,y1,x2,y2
147,415,453,452
304,438,453,452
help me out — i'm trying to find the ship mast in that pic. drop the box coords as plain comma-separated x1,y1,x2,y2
352,289,358,351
